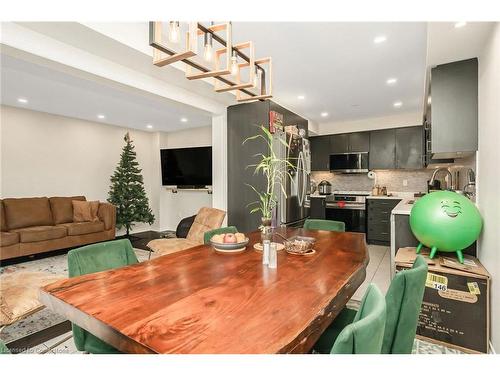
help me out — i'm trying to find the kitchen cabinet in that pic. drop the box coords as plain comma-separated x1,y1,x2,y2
396,126,424,169
310,136,330,171
366,198,401,245
330,134,349,153
330,132,370,153
369,129,396,169
430,58,478,159
348,132,370,152
309,197,326,219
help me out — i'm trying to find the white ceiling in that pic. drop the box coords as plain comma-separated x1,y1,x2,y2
0,52,213,132
1,22,494,132
232,22,428,123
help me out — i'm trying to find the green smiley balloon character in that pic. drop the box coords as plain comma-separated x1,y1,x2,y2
409,191,482,264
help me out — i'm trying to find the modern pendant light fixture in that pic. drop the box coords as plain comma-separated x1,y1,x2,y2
149,21,273,102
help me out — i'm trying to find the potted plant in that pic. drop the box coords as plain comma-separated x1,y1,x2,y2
243,125,294,242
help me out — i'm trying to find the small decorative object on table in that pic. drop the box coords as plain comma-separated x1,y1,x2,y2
284,236,316,256
268,242,278,268
262,239,270,265
210,232,249,254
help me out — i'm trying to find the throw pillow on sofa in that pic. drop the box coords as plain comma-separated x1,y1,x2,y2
72,200,99,222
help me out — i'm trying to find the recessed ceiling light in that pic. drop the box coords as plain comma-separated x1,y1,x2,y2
393,101,403,108
320,112,329,117
97,114,106,119
374,35,387,44
454,22,467,28
146,124,153,129
17,98,28,104
386,78,397,85
180,117,188,123
297,95,305,100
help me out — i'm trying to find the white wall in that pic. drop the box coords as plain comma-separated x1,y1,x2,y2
477,23,500,353
0,105,161,234
158,125,213,231
319,111,422,135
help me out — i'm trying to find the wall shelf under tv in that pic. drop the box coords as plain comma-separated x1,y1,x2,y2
164,186,213,194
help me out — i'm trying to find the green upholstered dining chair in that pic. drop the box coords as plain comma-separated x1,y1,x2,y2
330,284,386,354
314,255,428,354
67,239,138,354
303,219,345,232
203,226,238,244
0,339,10,354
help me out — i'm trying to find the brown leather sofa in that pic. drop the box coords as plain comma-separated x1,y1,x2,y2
0,196,116,261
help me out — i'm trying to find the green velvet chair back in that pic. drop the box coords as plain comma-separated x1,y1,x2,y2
382,255,428,354
331,284,386,354
0,339,10,354
68,239,138,353
203,226,238,244
303,219,345,232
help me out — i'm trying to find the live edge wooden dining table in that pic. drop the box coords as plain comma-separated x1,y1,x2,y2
40,228,369,354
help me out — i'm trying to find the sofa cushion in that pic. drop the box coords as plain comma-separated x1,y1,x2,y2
186,207,226,243
0,200,7,231
59,221,105,236
3,197,54,230
72,200,99,222
148,238,200,257
12,226,67,243
0,232,19,247
49,196,86,224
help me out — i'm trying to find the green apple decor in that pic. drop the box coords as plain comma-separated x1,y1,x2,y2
409,191,482,263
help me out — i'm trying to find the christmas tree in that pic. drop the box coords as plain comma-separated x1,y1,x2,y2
108,132,155,236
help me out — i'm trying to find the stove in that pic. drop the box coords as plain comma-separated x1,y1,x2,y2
325,192,368,233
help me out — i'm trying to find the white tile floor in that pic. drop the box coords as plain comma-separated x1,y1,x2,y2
351,244,391,301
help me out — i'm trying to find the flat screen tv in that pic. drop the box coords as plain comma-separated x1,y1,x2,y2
160,146,212,187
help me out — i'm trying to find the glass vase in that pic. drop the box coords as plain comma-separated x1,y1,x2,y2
260,217,273,243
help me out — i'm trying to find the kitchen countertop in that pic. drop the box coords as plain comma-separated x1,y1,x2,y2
391,199,417,215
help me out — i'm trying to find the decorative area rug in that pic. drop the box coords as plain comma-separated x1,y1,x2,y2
0,248,150,344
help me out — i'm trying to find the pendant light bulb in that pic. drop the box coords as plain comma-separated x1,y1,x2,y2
168,21,179,43
204,32,213,62
230,51,239,76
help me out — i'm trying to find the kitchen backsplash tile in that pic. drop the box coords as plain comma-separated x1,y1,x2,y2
311,170,434,193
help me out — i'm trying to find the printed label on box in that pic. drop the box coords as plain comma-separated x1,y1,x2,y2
438,288,478,303
467,282,481,295
426,273,448,291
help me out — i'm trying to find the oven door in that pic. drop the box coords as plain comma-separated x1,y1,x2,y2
325,207,366,233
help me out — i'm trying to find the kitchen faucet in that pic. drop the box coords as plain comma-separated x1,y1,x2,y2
429,167,454,190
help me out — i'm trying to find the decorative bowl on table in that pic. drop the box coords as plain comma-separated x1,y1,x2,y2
283,236,316,256
209,233,249,254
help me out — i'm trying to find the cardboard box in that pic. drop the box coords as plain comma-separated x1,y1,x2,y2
395,247,490,353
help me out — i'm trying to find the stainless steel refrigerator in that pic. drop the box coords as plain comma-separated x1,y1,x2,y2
274,130,311,227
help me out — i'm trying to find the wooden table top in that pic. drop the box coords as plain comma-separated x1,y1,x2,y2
40,228,368,354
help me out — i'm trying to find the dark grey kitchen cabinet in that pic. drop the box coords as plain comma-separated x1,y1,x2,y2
330,132,370,153
366,198,401,245
330,134,349,153
309,197,326,219
369,129,396,169
348,132,370,152
396,126,424,169
310,136,331,171
430,58,478,159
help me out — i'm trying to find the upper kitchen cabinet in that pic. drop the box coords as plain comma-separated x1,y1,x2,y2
430,58,478,159
395,126,424,169
369,129,396,169
310,136,330,171
330,134,349,153
330,132,370,153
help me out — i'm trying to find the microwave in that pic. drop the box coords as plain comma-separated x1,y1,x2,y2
329,152,369,173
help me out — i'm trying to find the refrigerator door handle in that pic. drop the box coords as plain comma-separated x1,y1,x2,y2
298,151,305,206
